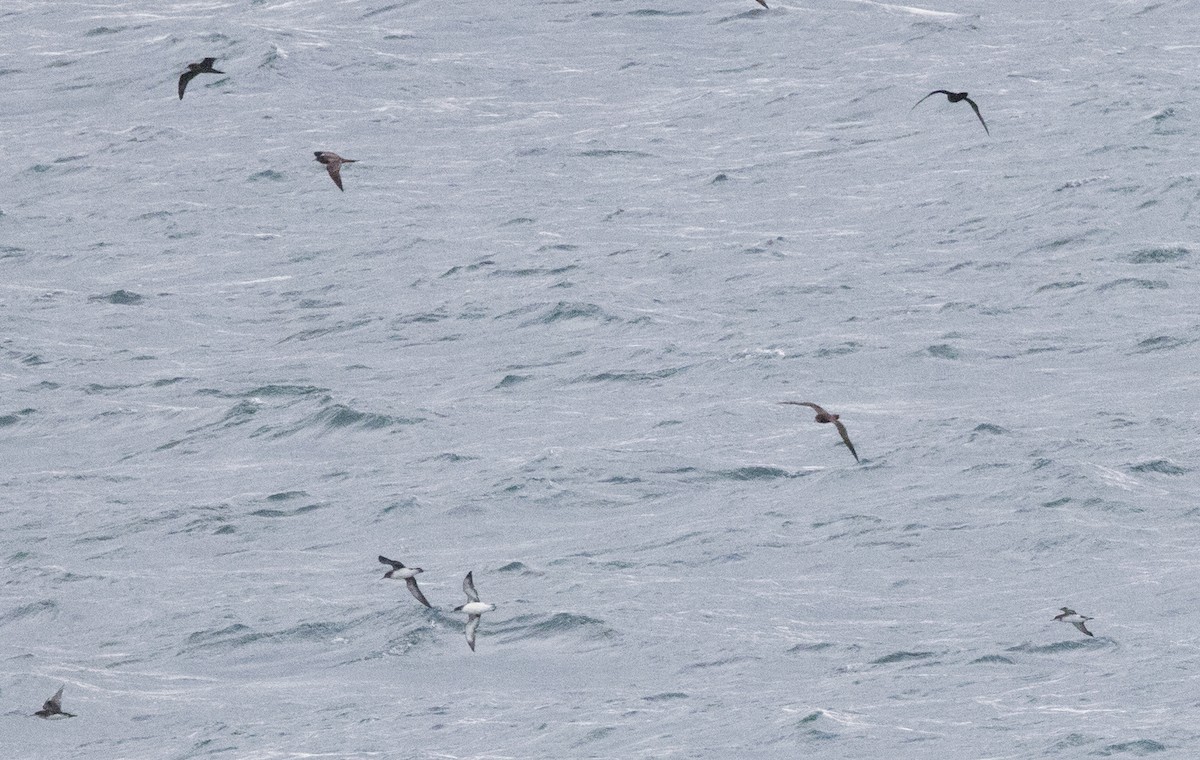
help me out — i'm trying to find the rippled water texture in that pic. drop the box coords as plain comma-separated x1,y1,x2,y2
4,0,1200,758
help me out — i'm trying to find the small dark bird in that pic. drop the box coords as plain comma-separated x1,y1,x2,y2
779,401,859,462
314,151,357,191
911,90,989,135
34,686,75,718
378,555,432,608
1054,607,1094,637
178,57,223,100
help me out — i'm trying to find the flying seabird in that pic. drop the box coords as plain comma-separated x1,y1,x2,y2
911,90,989,135
1054,607,1094,637
454,571,496,652
378,555,432,608
779,401,859,462
34,686,75,718
314,151,357,191
178,57,223,100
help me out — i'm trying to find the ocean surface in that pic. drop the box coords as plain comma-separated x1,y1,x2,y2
4,0,1200,757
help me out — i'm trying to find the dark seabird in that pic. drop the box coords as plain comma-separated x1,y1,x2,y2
454,571,496,652
378,555,432,608
34,686,75,718
911,90,989,135
755,0,768,7
1054,607,1094,637
314,151,357,191
779,401,859,462
178,57,223,100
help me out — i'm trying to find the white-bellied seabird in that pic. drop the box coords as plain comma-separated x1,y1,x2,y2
378,555,432,608
454,571,496,652
314,151,357,191
178,58,223,100
779,401,859,462
1054,607,1094,637
34,686,75,718
911,90,990,135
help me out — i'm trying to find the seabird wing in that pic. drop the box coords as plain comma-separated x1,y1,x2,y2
833,419,859,462
200,57,218,67
465,614,480,651
39,686,64,714
178,70,198,100
378,555,404,569
463,571,480,603
964,96,989,135
1073,620,1094,637
911,90,952,111
406,577,433,608
778,401,827,415
326,162,344,191
755,0,768,6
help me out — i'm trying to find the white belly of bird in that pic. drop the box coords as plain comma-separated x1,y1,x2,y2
461,602,494,615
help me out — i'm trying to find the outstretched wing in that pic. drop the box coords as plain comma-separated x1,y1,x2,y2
1073,620,1094,637
755,0,768,7
406,577,433,608
178,70,198,100
963,96,990,135
910,90,952,111
779,401,827,416
833,420,859,462
463,571,480,603
465,614,480,651
326,163,344,191
378,555,403,569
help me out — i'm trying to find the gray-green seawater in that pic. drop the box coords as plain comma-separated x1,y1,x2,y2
4,0,1200,757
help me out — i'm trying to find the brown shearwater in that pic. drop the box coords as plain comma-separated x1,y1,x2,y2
314,151,357,191
779,401,859,462
178,58,223,100
911,90,989,135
